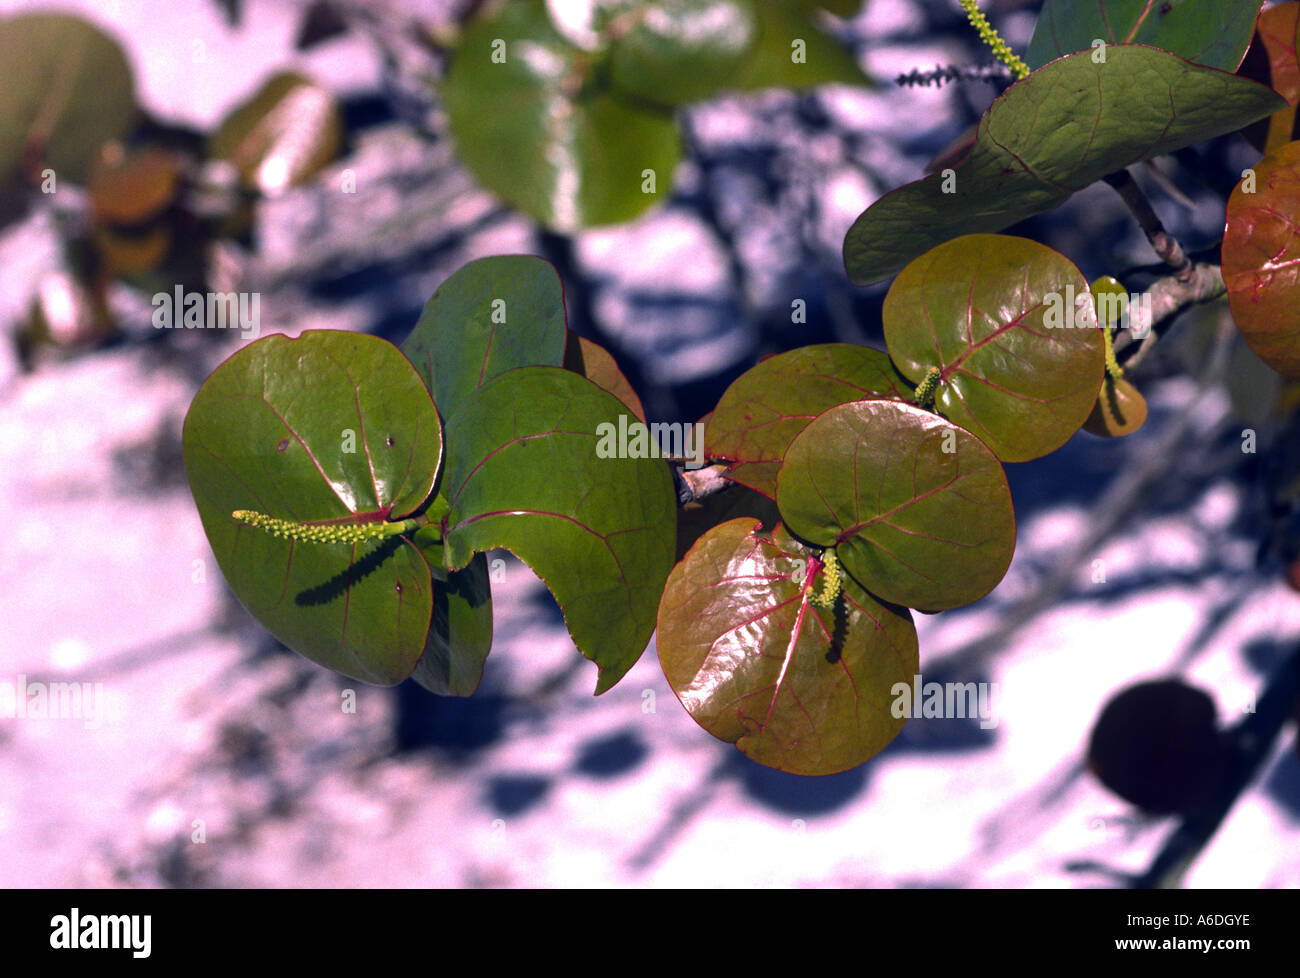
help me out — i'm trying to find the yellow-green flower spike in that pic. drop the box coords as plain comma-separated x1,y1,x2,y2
1091,276,1128,381
231,509,418,544
911,366,943,408
809,551,844,609
959,0,1030,81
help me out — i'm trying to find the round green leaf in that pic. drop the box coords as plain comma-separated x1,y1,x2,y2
882,235,1104,462
402,255,569,423
776,400,1016,611
1026,0,1260,72
608,0,758,107
440,366,677,694
843,45,1286,285
0,13,136,190
208,71,343,195
1223,139,1300,380
657,518,918,775
183,331,444,685
442,0,681,230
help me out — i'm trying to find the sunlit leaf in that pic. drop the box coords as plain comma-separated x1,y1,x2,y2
440,366,677,694
882,235,1104,462
658,518,917,774
1223,139,1300,379
183,331,443,685
208,71,343,195
1237,1,1300,152
403,255,568,423
777,400,1016,611
844,45,1285,285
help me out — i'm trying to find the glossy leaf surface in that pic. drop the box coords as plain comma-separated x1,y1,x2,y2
403,255,568,423
777,400,1016,611
844,46,1286,285
1223,139,1300,379
440,366,676,693
183,331,443,685
883,235,1103,462
658,518,918,775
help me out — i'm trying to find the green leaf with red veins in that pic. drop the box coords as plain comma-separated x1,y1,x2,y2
882,234,1104,462
657,518,918,775
777,400,1016,611
183,330,443,685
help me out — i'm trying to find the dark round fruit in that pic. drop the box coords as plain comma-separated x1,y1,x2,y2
1087,679,1227,815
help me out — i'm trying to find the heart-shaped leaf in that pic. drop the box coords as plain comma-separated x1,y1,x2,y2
657,518,918,775
183,331,443,685
607,0,759,106
843,45,1286,285
777,400,1016,611
440,366,676,693
0,13,137,191
1026,0,1261,72
1223,139,1300,379
706,344,910,497
441,0,681,230
208,71,343,195
403,255,568,423
1237,1,1300,152
882,235,1104,462
563,330,646,422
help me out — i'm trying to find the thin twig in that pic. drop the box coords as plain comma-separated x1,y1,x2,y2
1103,168,1194,281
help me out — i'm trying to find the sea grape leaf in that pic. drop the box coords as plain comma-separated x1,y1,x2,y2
563,330,647,422
409,552,494,697
182,331,444,685
442,0,680,230
1223,139,1300,379
1237,1,1300,152
403,255,568,423
440,366,676,694
732,0,871,91
0,13,137,191
1026,0,1261,72
843,45,1286,285
706,344,910,498
607,0,759,107
208,71,343,195
776,400,1016,611
882,234,1104,462
657,517,918,775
